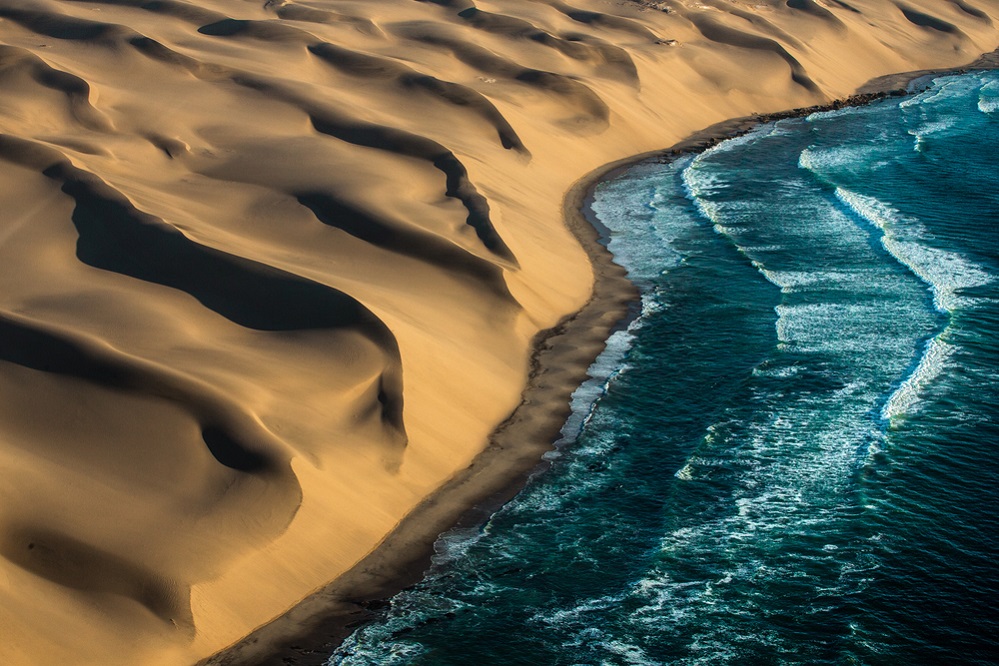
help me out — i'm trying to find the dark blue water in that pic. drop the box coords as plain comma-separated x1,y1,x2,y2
330,71,999,665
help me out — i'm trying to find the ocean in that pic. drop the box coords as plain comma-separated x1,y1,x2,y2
329,70,999,665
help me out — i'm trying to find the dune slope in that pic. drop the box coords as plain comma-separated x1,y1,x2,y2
0,0,997,663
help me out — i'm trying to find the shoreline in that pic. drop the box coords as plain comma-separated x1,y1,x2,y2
202,50,999,666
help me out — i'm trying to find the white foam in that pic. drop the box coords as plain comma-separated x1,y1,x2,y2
980,78,999,94
532,592,628,638
907,118,958,152
695,123,773,157
681,154,772,254
881,336,955,422
751,364,801,379
835,188,991,313
798,145,879,179
330,608,434,665
754,269,857,291
831,186,993,423
899,75,976,108
593,159,704,285
597,639,661,665
834,187,896,229
431,526,487,567
774,301,919,353
554,322,637,453
674,463,694,481
680,138,748,226
978,95,999,115
900,88,939,109
805,106,858,122
680,165,725,231
902,72,999,117
565,166,708,455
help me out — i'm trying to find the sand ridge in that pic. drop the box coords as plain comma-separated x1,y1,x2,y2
0,0,997,663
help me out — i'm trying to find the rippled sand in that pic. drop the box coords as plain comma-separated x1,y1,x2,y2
0,0,995,663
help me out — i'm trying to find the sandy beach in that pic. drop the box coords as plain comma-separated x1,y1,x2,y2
1,1,998,664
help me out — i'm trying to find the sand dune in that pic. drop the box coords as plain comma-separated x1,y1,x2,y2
0,0,996,663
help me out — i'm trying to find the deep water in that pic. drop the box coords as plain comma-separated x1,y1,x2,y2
329,71,999,665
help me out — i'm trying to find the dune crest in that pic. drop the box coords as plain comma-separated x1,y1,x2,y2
0,0,997,663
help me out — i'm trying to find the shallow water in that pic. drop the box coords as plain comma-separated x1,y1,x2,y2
330,71,999,665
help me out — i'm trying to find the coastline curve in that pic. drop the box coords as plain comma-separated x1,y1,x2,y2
202,47,999,666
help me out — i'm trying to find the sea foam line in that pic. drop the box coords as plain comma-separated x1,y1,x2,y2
556,175,687,453
834,188,990,313
832,187,990,423
979,77,999,115
881,336,955,422
550,310,642,456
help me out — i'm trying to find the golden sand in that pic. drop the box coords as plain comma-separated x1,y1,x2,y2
0,1,997,663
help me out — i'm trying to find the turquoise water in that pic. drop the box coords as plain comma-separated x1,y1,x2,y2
330,71,999,665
